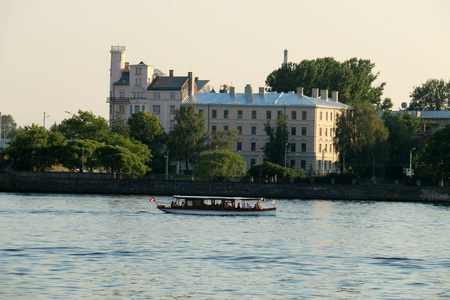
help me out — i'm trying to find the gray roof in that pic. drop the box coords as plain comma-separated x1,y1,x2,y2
392,110,450,119
196,80,210,91
183,92,349,108
147,76,189,90
113,71,129,85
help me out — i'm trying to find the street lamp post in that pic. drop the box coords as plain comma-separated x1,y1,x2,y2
408,147,416,177
285,142,289,168
165,150,169,180
43,112,50,128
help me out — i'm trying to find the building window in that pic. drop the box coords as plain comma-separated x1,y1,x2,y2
325,128,328,136
212,110,217,118
251,142,256,151
170,106,176,114
170,120,175,128
326,112,328,121
266,111,271,120
153,105,160,114
252,110,257,119
251,126,257,135
224,110,229,119
290,160,296,169
291,127,296,136
170,93,175,100
120,92,125,99
198,109,204,115
291,111,297,120
237,110,243,119
301,160,306,169
320,111,323,120
330,113,333,121
301,143,306,152
250,159,256,166
319,128,322,136
224,125,229,130
319,144,322,152
237,125,242,134
290,143,296,152
211,125,217,132
136,67,141,75
142,105,145,111
237,141,242,151
119,106,124,114
301,126,307,136
302,111,307,120
277,111,283,117
154,93,160,100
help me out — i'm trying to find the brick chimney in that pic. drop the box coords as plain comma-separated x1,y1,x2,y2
297,87,304,96
332,91,339,102
312,88,319,98
320,89,328,100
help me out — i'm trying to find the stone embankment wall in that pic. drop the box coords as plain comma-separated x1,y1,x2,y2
0,168,449,202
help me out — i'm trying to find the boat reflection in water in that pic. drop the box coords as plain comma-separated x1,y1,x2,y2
155,195,276,216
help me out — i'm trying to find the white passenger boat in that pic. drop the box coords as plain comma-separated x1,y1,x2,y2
154,195,276,216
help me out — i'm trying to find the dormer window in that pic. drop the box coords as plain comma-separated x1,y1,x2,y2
154,93,160,100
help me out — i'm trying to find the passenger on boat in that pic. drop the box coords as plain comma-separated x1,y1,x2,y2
237,203,241,209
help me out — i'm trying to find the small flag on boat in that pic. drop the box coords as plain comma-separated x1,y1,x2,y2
150,197,156,203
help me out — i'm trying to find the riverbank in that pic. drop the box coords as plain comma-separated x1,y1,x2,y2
0,167,449,202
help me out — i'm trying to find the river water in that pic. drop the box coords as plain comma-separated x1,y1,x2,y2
0,193,449,299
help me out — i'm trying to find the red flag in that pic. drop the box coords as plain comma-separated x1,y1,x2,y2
150,197,156,203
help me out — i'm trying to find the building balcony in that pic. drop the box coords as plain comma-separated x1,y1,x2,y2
107,97,130,103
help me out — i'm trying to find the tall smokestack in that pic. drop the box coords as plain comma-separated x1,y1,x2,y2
282,49,288,67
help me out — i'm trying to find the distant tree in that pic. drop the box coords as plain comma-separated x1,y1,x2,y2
247,162,298,182
209,129,240,151
416,124,450,180
168,105,207,171
127,111,166,172
1,114,18,138
409,79,450,110
105,132,152,168
382,111,422,178
263,113,289,166
266,57,386,106
334,102,389,177
54,110,110,142
110,112,130,137
193,150,246,179
5,124,66,171
94,145,148,177
56,139,102,172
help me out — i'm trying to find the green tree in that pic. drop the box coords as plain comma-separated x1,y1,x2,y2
5,124,66,171
56,139,102,172
266,57,386,105
127,111,166,172
263,113,289,166
247,162,298,182
209,129,240,150
168,105,207,171
409,79,450,111
55,110,110,141
1,114,18,138
382,111,422,178
334,102,389,177
94,145,148,177
110,111,130,137
105,132,152,168
416,124,450,180
193,149,246,179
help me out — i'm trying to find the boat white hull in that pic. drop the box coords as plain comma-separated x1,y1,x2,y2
157,207,276,216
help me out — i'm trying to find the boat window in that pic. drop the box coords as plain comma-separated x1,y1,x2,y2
187,200,193,207
194,199,202,206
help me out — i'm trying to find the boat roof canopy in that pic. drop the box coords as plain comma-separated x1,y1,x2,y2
173,195,264,201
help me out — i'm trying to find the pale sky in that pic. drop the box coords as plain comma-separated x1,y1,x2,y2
1,0,449,127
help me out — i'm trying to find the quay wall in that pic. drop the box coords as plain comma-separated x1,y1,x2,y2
0,168,449,202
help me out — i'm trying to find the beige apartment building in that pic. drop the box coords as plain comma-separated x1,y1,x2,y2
184,85,349,173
